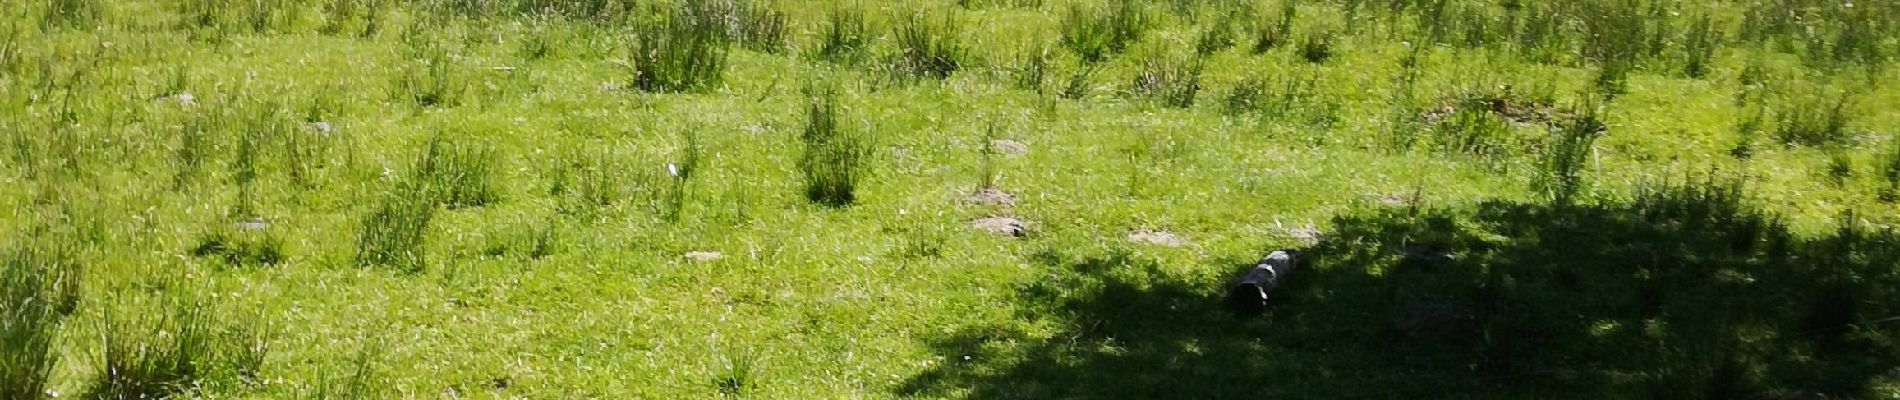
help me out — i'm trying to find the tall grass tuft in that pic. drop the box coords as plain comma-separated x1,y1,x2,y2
191,228,287,267
172,115,217,190
1435,99,1513,161
628,0,732,93
1011,44,1049,92
1537,101,1606,205
1223,75,1340,127
551,146,646,219
1298,31,1334,64
353,192,436,271
396,48,466,107
798,86,869,207
1252,1,1294,53
1194,14,1237,55
43,0,102,29
1060,0,1147,64
890,12,965,81
87,305,210,398
733,1,789,53
662,129,703,222
352,137,497,270
811,7,870,65
86,296,271,399
2,243,80,400
1775,91,1852,147
1682,14,1719,79
1880,139,1900,202
411,136,500,209
1130,53,1203,108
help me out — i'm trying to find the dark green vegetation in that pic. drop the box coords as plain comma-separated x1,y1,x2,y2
2,0,1899,397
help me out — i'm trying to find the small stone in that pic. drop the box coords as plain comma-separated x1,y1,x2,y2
310,121,334,133
1286,226,1325,244
970,216,1028,237
1395,303,1476,341
234,218,267,231
684,251,724,262
989,139,1028,156
963,187,1017,206
1372,193,1409,206
1127,230,1186,247
167,92,196,106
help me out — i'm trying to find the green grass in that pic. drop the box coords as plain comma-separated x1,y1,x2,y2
2,0,1900,397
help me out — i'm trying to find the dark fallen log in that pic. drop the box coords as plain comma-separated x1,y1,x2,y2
1229,249,1299,314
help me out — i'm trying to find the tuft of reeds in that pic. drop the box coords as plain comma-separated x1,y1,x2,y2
1130,53,1203,108
628,0,733,93
889,12,965,81
798,86,870,207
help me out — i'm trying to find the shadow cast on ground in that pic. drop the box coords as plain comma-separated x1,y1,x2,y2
900,182,1900,399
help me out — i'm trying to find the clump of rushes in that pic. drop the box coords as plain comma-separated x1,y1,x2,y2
1537,101,1606,205
1682,13,1719,79
412,136,500,209
628,0,732,93
733,1,788,53
1774,91,1853,147
811,7,870,65
191,227,286,267
353,192,436,271
1298,30,1333,63
87,296,271,399
1012,44,1049,92
798,86,870,207
890,11,965,81
1,243,81,400
1252,1,1294,53
1880,139,1900,202
395,47,465,107
1130,53,1203,108
1194,14,1237,55
353,136,495,270
1060,0,1148,64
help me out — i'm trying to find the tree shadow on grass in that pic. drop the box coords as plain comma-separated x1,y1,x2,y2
900,182,1900,399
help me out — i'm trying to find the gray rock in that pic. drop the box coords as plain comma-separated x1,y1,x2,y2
970,216,1028,237
964,187,1017,206
989,139,1028,156
1127,230,1186,247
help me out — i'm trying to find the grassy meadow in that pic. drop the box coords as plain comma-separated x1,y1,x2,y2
4,0,1900,398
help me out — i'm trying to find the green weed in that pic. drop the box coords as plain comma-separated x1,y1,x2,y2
1682,13,1719,78
1130,53,1202,108
627,0,732,93
810,7,870,65
1193,15,1236,55
1011,44,1049,92
734,1,789,53
1535,101,1604,204
1298,31,1333,64
1059,0,1147,64
798,86,869,207
353,192,435,271
42,0,102,29
1,243,80,400
1223,74,1340,127
395,48,466,107
1251,1,1294,54
890,12,965,81
412,136,500,209
1775,91,1852,147
1881,139,1900,202
191,228,287,267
